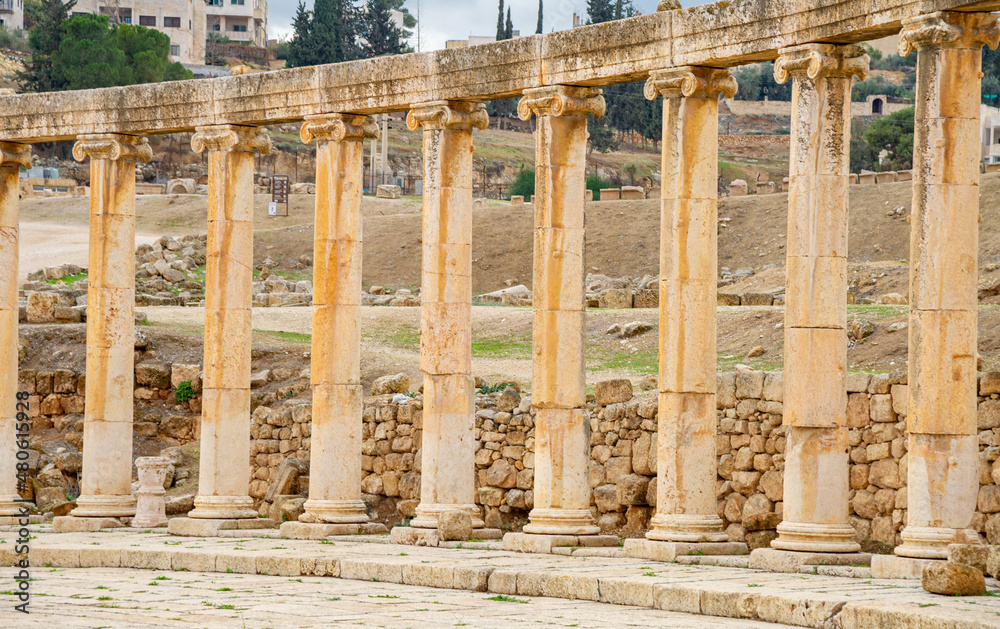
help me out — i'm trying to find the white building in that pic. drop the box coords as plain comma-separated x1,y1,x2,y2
983,105,1000,165
206,0,268,48
0,0,24,31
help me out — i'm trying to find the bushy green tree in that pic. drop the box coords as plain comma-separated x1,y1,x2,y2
862,107,914,171
17,0,75,92
49,14,191,91
360,0,409,57
509,167,535,198
587,121,618,154
731,62,792,101
286,1,316,68
586,0,614,24
849,120,877,173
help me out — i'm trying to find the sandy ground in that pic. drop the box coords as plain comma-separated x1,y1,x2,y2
19,221,160,283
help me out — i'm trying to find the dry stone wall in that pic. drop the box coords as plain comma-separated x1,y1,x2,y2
250,370,1000,549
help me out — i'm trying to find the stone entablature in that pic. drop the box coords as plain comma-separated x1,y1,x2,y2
0,0,977,143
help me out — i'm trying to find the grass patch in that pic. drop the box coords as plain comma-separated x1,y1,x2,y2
46,271,88,285
471,337,532,360
256,330,311,344
486,594,529,603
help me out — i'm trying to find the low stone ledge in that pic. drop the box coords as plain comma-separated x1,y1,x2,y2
870,554,941,580
624,539,749,562
749,548,872,574
501,532,620,554
166,517,277,537
52,516,125,533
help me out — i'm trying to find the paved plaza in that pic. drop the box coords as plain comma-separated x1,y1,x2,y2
3,528,1000,628
6,566,801,629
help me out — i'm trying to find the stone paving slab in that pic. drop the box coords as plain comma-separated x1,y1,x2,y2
3,566,802,628
3,527,1000,628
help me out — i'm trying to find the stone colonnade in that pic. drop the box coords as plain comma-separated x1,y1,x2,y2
0,8,995,565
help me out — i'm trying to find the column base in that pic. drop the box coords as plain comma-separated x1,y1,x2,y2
70,494,136,518
168,516,277,537
502,531,619,554
749,548,872,573
624,538,748,562
871,554,944,579
188,495,257,520
0,496,24,517
410,503,484,529
895,526,980,560
646,514,729,543
390,526,503,546
771,521,861,553
281,521,388,539
300,499,370,524
53,515,125,533
523,508,600,536
0,515,42,526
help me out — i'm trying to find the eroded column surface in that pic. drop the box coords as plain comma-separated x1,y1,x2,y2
407,101,489,530
771,45,869,554
0,141,29,521
895,12,999,559
519,86,604,536
189,125,271,520
70,134,151,518
299,114,378,524
644,67,736,543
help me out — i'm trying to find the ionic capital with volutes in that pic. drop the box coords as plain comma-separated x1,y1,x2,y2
899,11,1000,56
72,134,152,164
191,125,272,155
773,44,870,85
406,101,489,132
517,86,606,121
301,113,379,145
644,66,738,101
0,141,31,170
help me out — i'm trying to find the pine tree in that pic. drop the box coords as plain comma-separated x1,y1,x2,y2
505,7,513,39
586,0,614,24
614,0,623,20
360,0,408,57
536,0,543,34
312,0,359,64
17,0,76,92
286,1,314,69
496,0,505,41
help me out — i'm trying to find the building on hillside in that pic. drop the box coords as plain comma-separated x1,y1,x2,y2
983,105,1000,165
0,0,24,31
445,31,521,49
206,0,268,48
69,0,207,65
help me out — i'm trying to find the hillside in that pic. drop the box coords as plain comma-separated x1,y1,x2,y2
20,173,1000,295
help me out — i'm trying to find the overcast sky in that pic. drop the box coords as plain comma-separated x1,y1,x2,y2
270,1,708,51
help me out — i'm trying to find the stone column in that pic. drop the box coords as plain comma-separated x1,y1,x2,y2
643,67,737,544
406,101,489,531
68,134,151,522
0,142,29,524
895,12,1000,559
518,86,604,537
297,114,377,526
185,125,271,524
770,45,869,554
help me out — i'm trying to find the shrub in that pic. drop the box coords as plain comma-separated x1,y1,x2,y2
175,381,194,403
586,174,612,201
509,167,535,199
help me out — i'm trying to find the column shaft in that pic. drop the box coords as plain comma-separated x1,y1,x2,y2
519,86,604,536
771,44,868,553
644,67,736,542
407,101,488,530
299,114,377,524
189,125,271,520
0,142,29,518
71,134,151,518
896,12,1000,559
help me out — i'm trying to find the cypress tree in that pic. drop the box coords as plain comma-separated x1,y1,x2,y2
286,1,314,69
360,0,408,57
536,0,543,34
17,0,76,92
586,0,614,24
505,7,513,39
614,0,623,20
496,0,505,41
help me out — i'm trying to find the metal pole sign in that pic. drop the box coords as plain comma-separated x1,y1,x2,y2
271,175,290,217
